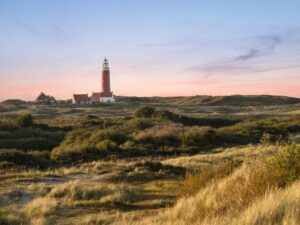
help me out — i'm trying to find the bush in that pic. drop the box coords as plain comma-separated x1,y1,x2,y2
75,115,103,128
155,110,239,128
178,127,216,149
267,144,300,186
89,128,128,145
133,124,183,151
0,149,51,167
125,118,154,131
0,138,59,151
95,139,119,151
135,106,156,118
15,114,34,127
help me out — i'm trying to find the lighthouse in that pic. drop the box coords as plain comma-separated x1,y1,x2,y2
90,58,115,103
101,58,112,97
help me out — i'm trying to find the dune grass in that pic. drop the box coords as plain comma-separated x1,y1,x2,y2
1,102,300,225
136,144,300,225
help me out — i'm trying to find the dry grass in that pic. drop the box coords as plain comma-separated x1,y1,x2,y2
47,180,137,204
25,197,58,218
1,144,300,225
137,144,300,225
229,181,300,225
0,206,27,225
178,160,236,197
163,144,274,170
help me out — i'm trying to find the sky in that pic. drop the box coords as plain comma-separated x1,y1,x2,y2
1,0,300,101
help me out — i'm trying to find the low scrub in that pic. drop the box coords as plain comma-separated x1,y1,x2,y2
51,113,300,162
0,149,51,168
14,114,34,127
0,119,65,151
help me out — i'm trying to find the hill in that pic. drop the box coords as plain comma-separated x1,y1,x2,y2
1,99,27,105
118,95,300,106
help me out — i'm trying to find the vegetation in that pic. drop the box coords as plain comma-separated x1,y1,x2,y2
142,144,300,225
51,109,300,162
15,114,34,127
0,149,51,168
119,95,300,106
1,100,300,225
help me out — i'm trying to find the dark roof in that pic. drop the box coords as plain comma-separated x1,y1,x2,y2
90,92,101,102
73,94,89,102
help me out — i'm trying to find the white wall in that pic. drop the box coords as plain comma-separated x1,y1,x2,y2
100,97,115,103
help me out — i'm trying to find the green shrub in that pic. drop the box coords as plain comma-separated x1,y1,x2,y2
155,110,239,128
14,114,34,127
133,124,182,151
95,139,119,151
267,144,300,187
125,118,154,131
178,127,215,149
0,138,59,151
0,126,65,151
51,129,121,161
135,106,156,118
75,115,103,128
89,127,128,145
0,149,51,167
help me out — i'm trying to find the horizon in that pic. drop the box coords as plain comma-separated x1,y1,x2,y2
1,0,300,101
3,93,300,103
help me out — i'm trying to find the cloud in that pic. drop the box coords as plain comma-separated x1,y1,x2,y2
260,34,283,51
235,49,260,61
7,17,66,44
188,31,295,76
189,63,300,77
234,34,283,62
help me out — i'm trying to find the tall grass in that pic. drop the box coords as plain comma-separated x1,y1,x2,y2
178,160,236,197
47,180,137,204
228,181,300,225
141,144,300,225
0,207,26,225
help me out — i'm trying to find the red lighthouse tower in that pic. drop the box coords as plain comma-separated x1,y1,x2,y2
101,58,113,97
90,58,115,103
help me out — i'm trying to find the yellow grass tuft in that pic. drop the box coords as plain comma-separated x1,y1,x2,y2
25,197,57,219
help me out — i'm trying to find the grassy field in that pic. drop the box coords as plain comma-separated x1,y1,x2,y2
1,95,300,225
1,95,300,123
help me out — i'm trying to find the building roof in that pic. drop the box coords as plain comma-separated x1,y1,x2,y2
90,92,101,102
73,94,89,102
